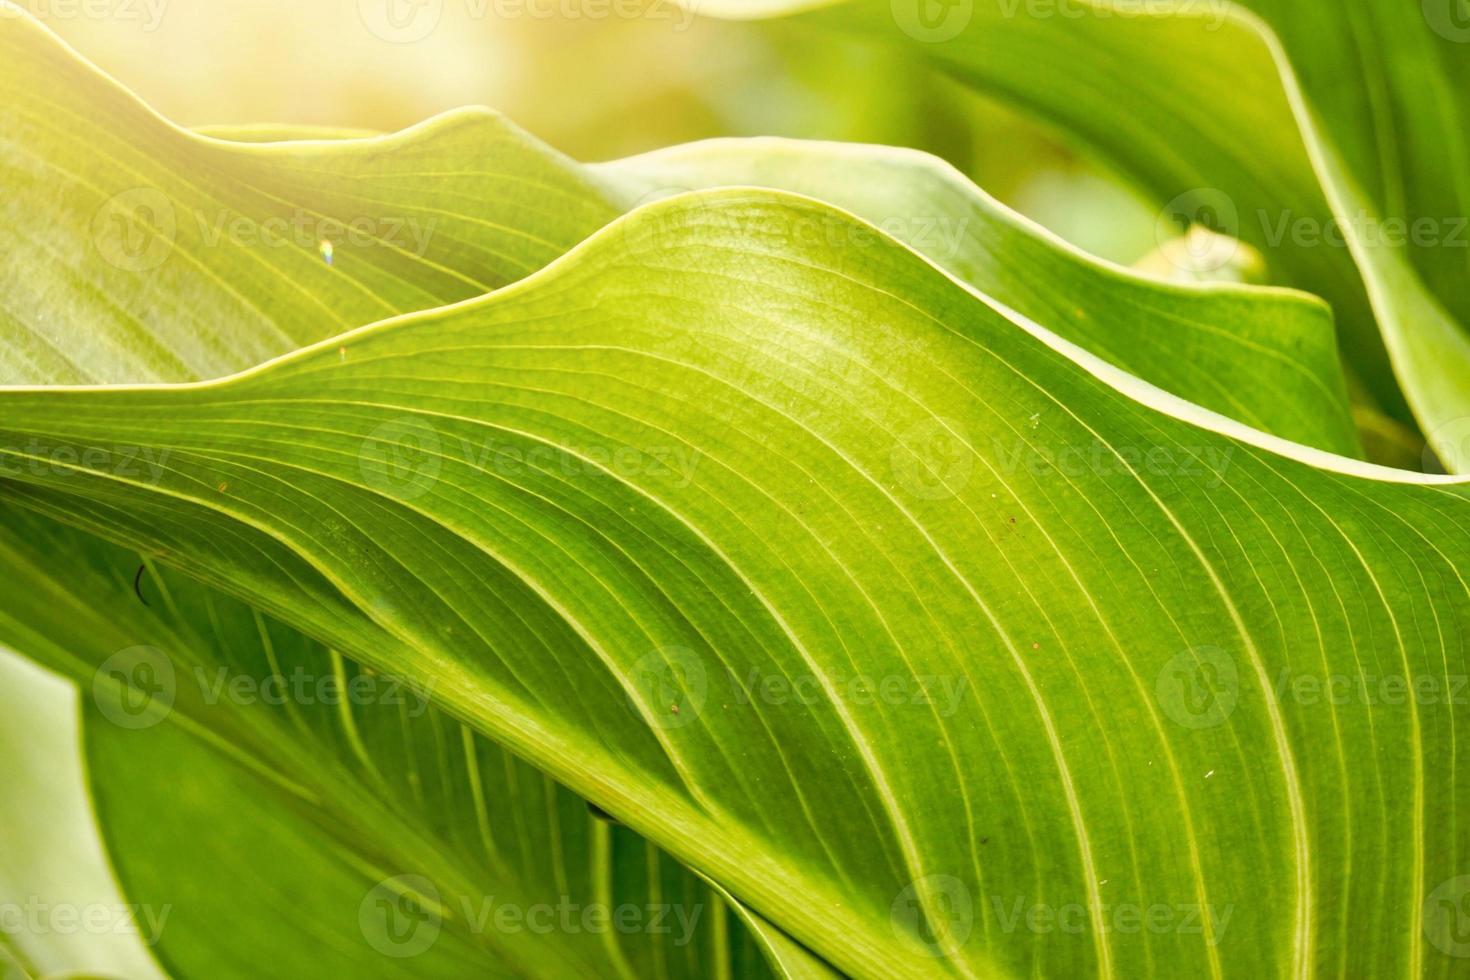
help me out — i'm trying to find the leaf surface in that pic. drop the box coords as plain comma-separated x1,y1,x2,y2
0,6,1356,454
683,0,1470,469
1,190,1467,978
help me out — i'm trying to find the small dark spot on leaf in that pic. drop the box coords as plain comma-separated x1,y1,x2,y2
133,564,149,606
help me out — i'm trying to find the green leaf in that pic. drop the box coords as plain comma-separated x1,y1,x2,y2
685,0,1470,469
0,6,1357,455
2,188,1467,978
0,508,804,979
0,16,828,973
3,7,1466,978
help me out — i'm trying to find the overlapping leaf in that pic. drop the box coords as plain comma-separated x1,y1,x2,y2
3,8,1469,980
686,0,1470,470
0,5,1356,453
1,186,1468,976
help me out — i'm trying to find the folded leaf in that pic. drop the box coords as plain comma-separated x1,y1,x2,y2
0,509,804,978
2,190,1466,978
0,6,1357,455
686,0,1470,470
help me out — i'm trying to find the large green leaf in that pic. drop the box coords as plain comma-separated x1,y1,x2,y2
685,0,1470,470
2,188,1467,978
0,5,1357,456
0,510,800,979
3,7,1466,979
0,12,839,974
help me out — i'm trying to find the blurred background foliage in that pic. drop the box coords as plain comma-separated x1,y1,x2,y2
20,0,1159,265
